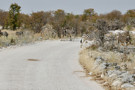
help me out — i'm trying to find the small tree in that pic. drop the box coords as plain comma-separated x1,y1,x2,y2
106,10,122,21
83,8,95,17
9,3,21,30
95,19,108,46
82,8,96,21
52,9,65,38
0,9,8,29
30,11,47,33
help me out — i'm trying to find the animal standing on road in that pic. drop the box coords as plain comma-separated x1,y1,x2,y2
16,31,23,36
0,30,9,37
2,31,8,37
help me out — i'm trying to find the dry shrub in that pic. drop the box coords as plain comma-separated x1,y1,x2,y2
79,49,94,73
80,48,135,90
87,44,98,50
10,38,16,45
0,29,52,48
79,49,103,74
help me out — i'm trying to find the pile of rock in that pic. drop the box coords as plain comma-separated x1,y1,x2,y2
91,56,135,89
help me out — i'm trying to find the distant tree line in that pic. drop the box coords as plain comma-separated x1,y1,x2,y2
0,3,135,38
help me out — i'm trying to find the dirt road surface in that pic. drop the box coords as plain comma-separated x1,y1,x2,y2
0,40,103,90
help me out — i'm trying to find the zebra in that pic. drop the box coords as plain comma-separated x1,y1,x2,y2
0,30,8,37
16,31,23,36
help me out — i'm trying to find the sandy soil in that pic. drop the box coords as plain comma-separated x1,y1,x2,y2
0,40,103,90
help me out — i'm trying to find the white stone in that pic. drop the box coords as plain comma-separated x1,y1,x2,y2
109,30,125,35
112,80,122,87
109,73,117,78
88,72,93,75
119,72,134,83
101,73,104,78
121,83,134,88
0,26,2,29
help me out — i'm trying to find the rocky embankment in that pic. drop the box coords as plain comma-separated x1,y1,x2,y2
80,30,135,90
92,56,135,89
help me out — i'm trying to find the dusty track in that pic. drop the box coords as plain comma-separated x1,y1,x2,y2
0,40,103,90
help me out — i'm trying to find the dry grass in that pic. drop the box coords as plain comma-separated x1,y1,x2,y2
79,49,110,89
79,49,93,73
2,29,17,35
0,29,57,48
79,48,135,90
79,49,100,74
123,26,135,31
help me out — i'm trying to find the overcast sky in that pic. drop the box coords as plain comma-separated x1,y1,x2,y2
0,0,135,14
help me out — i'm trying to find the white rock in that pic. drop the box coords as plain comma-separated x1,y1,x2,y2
121,83,134,88
102,82,108,86
100,62,107,69
101,73,104,78
113,70,122,75
0,26,2,30
120,72,134,83
88,72,93,76
107,70,114,76
107,70,122,76
130,31,135,35
109,30,125,35
112,80,122,87
94,56,104,65
109,73,117,78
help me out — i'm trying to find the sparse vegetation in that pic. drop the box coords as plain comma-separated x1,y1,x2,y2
0,4,135,39
0,3,135,90
80,48,135,90
9,3,21,30
80,30,135,90
79,9,135,90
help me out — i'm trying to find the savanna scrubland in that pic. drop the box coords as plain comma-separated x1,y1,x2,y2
0,3,135,90
79,10,135,90
0,3,135,47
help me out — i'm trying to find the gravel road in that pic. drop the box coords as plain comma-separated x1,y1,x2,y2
0,40,103,90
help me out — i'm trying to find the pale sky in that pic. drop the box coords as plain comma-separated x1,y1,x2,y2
0,0,135,14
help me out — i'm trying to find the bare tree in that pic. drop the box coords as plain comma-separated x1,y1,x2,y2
94,19,108,46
